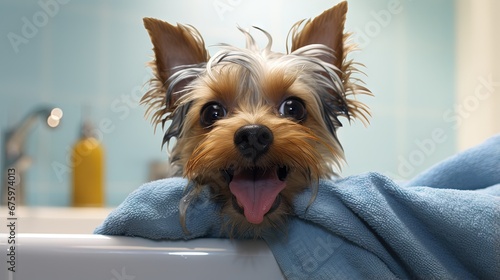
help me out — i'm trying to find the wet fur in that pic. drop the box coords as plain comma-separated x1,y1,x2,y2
142,2,370,237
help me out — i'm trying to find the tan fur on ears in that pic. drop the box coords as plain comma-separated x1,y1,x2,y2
142,18,209,126
290,1,347,71
143,18,209,84
290,1,371,124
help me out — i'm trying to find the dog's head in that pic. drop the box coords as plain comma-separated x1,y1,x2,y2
142,2,370,236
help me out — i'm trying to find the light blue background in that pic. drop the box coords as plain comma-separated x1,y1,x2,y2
0,0,456,206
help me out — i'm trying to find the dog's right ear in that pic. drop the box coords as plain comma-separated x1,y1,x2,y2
142,18,209,126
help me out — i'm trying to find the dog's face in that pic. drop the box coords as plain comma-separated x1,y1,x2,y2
142,2,370,236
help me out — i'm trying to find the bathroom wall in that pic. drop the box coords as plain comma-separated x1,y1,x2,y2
1,0,460,206
456,0,500,151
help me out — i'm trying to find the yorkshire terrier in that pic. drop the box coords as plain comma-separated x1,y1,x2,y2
141,1,370,237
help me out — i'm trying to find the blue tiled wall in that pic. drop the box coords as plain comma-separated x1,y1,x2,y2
0,0,456,206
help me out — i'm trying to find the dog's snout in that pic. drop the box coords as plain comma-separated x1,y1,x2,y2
234,125,273,160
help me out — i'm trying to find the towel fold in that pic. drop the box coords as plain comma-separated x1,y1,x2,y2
95,134,500,279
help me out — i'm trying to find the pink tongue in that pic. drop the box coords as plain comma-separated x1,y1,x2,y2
229,169,286,224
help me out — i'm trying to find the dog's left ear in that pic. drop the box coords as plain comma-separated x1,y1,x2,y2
290,1,371,126
290,1,347,72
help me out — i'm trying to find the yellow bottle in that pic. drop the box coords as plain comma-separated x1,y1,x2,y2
71,121,105,207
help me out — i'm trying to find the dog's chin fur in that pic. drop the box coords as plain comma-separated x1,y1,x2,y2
141,1,371,238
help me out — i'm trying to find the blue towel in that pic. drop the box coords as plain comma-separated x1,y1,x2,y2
95,134,500,279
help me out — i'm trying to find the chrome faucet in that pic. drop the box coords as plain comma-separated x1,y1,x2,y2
1,106,63,205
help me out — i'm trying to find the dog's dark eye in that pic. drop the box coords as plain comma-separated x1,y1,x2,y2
279,97,306,121
200,102,227,127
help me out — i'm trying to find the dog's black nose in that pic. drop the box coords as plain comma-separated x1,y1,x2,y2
234,125,273,160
